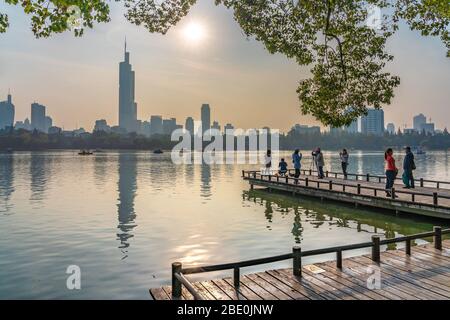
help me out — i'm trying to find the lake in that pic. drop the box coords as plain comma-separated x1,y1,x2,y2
1,150,449,299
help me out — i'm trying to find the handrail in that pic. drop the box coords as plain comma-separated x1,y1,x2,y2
242,170,449,208
171,227,450,299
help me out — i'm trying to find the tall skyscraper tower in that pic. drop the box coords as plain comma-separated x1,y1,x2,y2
360,109,384,135
119,39,138,133
201,104,210,135
0,91,15,130
31,102,46,132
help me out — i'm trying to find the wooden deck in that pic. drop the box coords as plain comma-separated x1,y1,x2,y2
243,171,450,219
150,240,450,300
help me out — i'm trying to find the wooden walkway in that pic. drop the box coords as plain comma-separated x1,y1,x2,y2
243,171,450,219
151,240,450,300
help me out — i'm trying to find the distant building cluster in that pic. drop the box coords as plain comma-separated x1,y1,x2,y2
1,42,446,139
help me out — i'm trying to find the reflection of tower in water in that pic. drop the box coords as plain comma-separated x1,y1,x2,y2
200,162,212,200
0,154,14,213
30,153,49,203
117,153,137,256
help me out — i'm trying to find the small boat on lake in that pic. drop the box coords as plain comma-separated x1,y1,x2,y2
78,150,93,155
412,146,426,155
153,149,164,154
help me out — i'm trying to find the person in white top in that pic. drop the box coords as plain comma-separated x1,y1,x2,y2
339,149,349,179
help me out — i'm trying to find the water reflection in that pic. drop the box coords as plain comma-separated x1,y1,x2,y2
200,162,212,201
0,154,14,213
117,152,138,258
244,189,448,247
30,153,49,205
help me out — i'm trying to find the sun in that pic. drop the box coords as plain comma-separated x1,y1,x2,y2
182,22,206,44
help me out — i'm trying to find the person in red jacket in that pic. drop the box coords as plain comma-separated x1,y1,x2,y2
384,148,398,197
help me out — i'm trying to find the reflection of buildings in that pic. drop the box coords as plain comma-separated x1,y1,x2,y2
200,162,211,200
0,154,14,212
117,152,137,254
30,153,48,202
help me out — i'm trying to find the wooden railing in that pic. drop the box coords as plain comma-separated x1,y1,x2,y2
294,168,450,189
242,170,450,208
171,227,450,300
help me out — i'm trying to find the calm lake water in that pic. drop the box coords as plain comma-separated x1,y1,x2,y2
1,150,450,299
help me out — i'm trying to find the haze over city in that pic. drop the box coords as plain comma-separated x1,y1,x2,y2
1,0,449,132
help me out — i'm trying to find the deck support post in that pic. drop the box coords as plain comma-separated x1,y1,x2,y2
233,267,240,287
366,174,370,182
357,184,361,195
371,236,381,263
172,262,182,299
336,250,342,269
293,246,302,277
434,226,442,250
305,178,309,187
433,193,438,206
405,239,411,255
420,178,424,187
329,181,333,190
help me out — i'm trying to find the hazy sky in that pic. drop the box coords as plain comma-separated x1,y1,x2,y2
0,1,449,131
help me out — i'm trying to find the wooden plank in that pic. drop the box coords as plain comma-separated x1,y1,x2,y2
342,258,418,300
149,287,170,300
240,275,279,300
387,248,450,275
257,271,310,300
222,277,263,300
246,273,293,300
275,268,343,300
317,262,387,300
211,279,244,300
200,280,232,300
301,265,372,300
351,255,448,300
193,282,216,300
265,269,325,300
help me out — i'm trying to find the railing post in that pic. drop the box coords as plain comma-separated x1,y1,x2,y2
437,182,440,189
391,187,396,199
293,246,302,277
357,184,361,195
378,177,381,183
420,178,424,187
434,226,442,250
329,180,333,190
241,170,244,177
305,177,309,187
172,262,182,299
371,236,380,263
366,174,370,182
336,250,342,269
326,170,329,177
233,267,240,287
405,239,411,255
433,192,438,206
309,169,312,176
286,176,289,184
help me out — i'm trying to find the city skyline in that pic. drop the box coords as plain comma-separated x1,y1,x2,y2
1,1,449,132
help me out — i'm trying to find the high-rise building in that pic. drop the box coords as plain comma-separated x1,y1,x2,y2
344,119,358,133
211,121,221,132
386,123,395,134
422,123,435,135
360,109,384,135
0,92,15,130
163,118,177,135
150,115,163,135
44,116,53,133
94,119,111,132
185,117,194,135
413,114,426,132
31,102,46,132
201,104,210,135
119,40,138,133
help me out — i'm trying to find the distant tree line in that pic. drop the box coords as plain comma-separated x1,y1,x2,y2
1,128,450,151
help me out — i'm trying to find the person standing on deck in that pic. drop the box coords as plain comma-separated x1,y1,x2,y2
340,149,349,179
264,149,272,175
291,149,302,182
385,148,398,197
403,146,416,189
314,148,325,179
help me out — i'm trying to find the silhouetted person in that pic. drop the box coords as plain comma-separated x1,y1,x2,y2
278,158,288,176
403,146,416,188
340,149,349,179
384,148,398,197
314,148,325,179
291,149,302,180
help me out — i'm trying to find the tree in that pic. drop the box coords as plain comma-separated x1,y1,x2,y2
1,0,448,126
